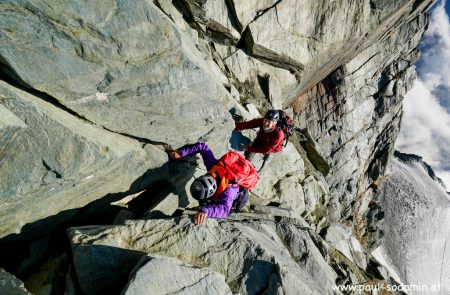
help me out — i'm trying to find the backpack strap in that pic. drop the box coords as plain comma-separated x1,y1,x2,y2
232,187,249,213
208,164,230,201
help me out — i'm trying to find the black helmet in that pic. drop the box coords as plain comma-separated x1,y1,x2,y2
190,175,217,200
264,110,280,122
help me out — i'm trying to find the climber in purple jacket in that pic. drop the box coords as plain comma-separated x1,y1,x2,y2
169,142,239,225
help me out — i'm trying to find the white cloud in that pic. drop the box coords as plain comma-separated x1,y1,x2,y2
396,0,450,191
419,1,450,92
397,79,450,190
397,80,450,168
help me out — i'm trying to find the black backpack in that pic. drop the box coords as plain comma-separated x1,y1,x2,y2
277,110,295,147
231,187,249,213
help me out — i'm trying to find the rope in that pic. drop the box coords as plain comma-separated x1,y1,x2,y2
257,158,267,173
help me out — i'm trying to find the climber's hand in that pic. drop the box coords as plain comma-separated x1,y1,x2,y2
194,211,208,225
168,151,181,160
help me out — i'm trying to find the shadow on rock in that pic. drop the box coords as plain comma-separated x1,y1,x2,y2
0,156,198,278
71,244,146,295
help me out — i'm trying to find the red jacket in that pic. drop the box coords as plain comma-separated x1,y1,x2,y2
235,118,285,154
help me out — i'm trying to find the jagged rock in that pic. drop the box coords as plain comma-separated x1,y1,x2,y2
242,103,260,118
324,224,367,270
156,0,192,33
68,216,338,294
213,46,298,108
0,268,31,295
231,0,429,92
297,129,330,177
275,174,306,216
0,0,235,147
252,143,305,200
301,175,326,219
294,4,430,237
122,254,232,295
375,157,450,292
0,82,166,239
365,258,389,281
202,0,241,42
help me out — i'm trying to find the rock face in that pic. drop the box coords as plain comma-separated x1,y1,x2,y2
0,81,167,238
0,103,26,167
0,0,237,239
0,0,234,146
0,0,444,294
374,153,450,294
122,254,232,295
68,216,337,295
0,268,31,295
293,1,433,249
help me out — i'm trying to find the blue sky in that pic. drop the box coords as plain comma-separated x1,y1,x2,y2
396,0,450,190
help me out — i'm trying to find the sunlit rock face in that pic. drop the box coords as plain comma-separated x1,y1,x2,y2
68,217,337,295
0,0,443,294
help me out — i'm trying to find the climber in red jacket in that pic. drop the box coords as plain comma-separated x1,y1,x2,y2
234,110,285,161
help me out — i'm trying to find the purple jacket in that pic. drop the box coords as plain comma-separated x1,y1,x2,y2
177,142,239,219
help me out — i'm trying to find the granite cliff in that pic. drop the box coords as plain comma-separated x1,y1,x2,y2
1,0,447,294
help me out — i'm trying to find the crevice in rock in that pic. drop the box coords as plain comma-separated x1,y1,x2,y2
297,128,330,176
153,0,175,24
256,74,270,101
238,27,304,78
348,52,380,76
208,44,242,95
271,223,309,265
171,0,206,36
274,4,283,28
0,62,95,125
42,159,63,180
224,0,243,33
169,0,303,76
205,20,239,46
103,126,172,150
307,229,329,261
0,62,172,152
165,273,214,294
0,56,29,90
250,0,283,26
169,0,240,46
220,1,305,77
